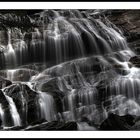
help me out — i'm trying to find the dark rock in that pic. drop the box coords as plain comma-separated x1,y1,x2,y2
100,113,135,130
113,67,130,75
81,117,90,122
0,90,9,108
30,118,47,126
129,56,140,68
106,10,140,55
0,10,43,16
5,125,26,131
121,114,136,126
128,40,140,55
3,108,14,127
80,117,99,128
0,30,8,51
58,121,77,130
41,78,64,97
129,116,140,130
0,76,12,89
25,121,77,131
0,13,39,31
0,90,14,127
131,120,140,130
0,117,2,127
113,62,132,75
107,10,140,42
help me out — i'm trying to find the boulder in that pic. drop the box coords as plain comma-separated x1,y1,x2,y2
112,63,130,75
129,56,140,68
131,121,140,130
100,113,135,130
129,116,140,130
40,78,65,98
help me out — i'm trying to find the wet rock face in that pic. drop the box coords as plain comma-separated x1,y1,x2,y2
0,64,45,82
0,76,12,89
99,113,135,130
40,78,65,97
0,30,8,52
25,121,78,131
106,10,140,55
7,69,38,82
4,121,78,130
129,56,140,68
0,12,39,31
107,10,140,40
3,83,39,125
40,78,65,113
0,90,14,126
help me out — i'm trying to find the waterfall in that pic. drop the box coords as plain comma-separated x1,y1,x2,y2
6,70,17,81
38,91,56,122
4,95,21,126
0,104,4,127
0,10,139,130
4,29,17,68
0,10,135,69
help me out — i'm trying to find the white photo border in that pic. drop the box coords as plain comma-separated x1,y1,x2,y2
0,2,139,138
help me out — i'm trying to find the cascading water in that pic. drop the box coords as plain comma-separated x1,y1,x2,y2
0,104,4,127
0,9,139,130
6,70,17,81
3,29,17,68
38,91,56,122
4,95,21,126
